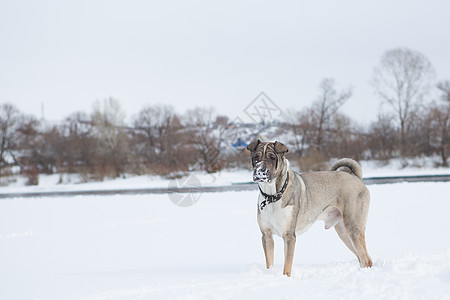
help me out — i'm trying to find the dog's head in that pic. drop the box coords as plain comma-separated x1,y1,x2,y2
246,139,289,183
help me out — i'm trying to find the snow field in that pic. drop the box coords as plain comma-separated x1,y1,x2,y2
1,182,450,299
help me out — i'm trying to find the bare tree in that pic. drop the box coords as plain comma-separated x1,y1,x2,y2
133,105,173,160
367,113,399,160
184,107,228,173
327,112,366,160
62,112,96,174
437,80,450,102
284,80,352,171
372,48,435,156
426,81,450,166
0,103,21,172
13,114,41,184
311,78,353,152
0,103,41,182
91,98,128,178
132,104,186,174
91,98,126,149
285,108,316,156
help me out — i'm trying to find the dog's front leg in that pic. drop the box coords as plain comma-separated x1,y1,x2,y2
282,232,296,277
261,230,274,269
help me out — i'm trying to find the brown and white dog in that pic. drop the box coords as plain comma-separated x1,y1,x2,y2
247,139,372,277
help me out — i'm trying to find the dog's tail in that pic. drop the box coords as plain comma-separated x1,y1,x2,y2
330,158,363,179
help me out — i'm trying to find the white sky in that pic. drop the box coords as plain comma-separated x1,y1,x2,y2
1,0,449,126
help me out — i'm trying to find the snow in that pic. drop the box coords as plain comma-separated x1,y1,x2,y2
1,180,450,299
2,158,450,195
0,170,251,195
360,158,450,177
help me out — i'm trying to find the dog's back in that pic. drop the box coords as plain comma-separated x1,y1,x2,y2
299,170,366,207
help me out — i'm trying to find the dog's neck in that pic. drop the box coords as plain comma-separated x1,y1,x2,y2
258,159,290,195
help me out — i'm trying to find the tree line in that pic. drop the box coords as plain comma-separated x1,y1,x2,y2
1,47,449,185
0,99,242,184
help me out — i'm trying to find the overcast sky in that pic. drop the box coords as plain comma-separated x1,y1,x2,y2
1,0,449,125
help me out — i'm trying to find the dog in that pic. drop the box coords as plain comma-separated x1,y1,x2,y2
247,139,372,277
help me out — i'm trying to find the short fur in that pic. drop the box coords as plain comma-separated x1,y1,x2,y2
247,140,372,277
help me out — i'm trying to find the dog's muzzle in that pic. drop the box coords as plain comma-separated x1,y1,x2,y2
253,161,270,182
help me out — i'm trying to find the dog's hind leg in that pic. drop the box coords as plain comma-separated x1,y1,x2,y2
343,219,373,268
348,229,372,268
341,189,373,268
261,230,274,269
334,221,357,257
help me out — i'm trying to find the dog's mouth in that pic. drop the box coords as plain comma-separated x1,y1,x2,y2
253,162,271,183
253,174,271,183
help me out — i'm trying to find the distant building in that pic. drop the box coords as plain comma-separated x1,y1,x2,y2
232,138,248,149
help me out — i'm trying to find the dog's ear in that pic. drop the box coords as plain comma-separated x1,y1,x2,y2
274,141,289,154
246,139,261,152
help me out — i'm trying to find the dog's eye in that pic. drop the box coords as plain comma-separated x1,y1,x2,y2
269,154,276,161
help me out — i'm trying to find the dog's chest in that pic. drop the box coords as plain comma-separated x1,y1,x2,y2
259,195,294,236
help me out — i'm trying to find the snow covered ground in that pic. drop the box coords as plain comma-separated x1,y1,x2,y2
2,158,450,195
1,179,450,299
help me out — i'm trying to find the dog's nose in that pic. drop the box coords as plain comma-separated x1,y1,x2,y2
253,161,269,182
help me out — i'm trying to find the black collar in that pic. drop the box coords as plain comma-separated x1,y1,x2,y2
258,171,289,211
